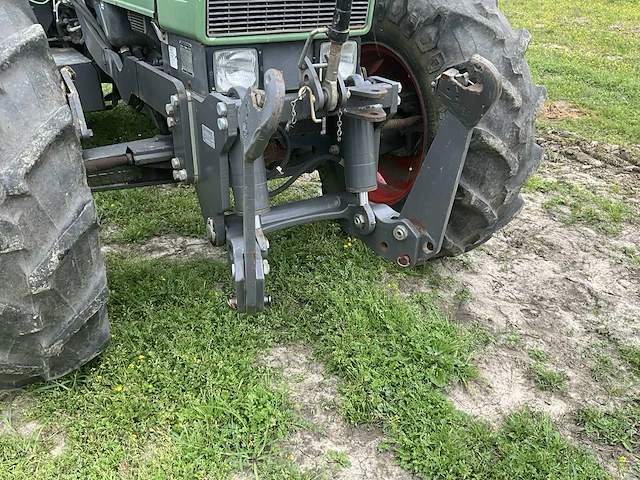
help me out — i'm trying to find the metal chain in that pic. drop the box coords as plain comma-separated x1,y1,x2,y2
286,87,311,131
336,110,343,143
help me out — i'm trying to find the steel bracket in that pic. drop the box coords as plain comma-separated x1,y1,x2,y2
400,54,502,258
60,66,93,140
226,69,285,314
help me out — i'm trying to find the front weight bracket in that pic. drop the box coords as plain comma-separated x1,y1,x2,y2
400,55,502,258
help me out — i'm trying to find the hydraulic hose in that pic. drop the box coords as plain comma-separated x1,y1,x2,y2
268,154,341,197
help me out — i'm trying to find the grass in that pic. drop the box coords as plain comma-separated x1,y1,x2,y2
525,349,568,393
617,344,640,378
325,450,351,469
577,402,640,453
95,186,205,243
523,175,634,235
0,189,609,478
619,247,640,267
4,1,637,477
501,0,640,146
530,362,569,393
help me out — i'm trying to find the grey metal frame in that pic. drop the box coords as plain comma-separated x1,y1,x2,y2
52,1,503,314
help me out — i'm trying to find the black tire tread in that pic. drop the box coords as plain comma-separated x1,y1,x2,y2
0,1,109,390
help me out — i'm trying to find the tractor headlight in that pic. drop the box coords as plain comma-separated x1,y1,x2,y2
320,41,358,78
213,49,259,93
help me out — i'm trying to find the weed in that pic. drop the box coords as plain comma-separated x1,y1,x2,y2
617,343,640,377
325,450,351,469
584,342,615,382
464,323,496,351
452,285,472,307
619,246,640,266
577,402,640,452
504,326,524,348
530,362,568,392
523,175,633,235
527,349,550,363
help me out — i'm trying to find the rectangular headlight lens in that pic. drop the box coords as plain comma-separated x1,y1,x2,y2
320,41,358,78
213,49,259,93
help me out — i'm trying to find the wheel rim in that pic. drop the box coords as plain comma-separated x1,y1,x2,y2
360,44,427,205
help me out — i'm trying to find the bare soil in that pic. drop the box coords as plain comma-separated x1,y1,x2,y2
0,392,66,457
260,345,417,479
399,130,640,478
101,235,227,262
539,100,594,122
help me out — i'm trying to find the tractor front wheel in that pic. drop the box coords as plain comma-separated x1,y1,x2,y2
321,0,546,256
0,1,110,389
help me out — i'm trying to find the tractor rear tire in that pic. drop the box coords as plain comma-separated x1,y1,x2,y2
321,0,546,256
0,1,109,389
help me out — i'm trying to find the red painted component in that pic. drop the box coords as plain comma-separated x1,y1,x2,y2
360,44,426,205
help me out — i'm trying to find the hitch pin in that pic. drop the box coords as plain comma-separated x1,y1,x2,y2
356,192,368,206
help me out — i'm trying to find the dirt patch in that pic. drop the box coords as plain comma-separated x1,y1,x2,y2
540,129,640,168
0,392,65,456
260,345,417,479
397,131,640,477
101,235,227,263
539,100,594,122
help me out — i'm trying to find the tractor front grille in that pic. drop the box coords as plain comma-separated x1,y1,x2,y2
206,0,370,37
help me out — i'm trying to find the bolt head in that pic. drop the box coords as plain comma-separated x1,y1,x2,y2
170,157,182,169
396,254,411,267
393,224,408,241
216,102,228,116
329,144,340,155
353,213,366,229
231,264,236,276
172,169,187,181
262,259,270,275
165,103,175,116
170,94,179,107
167,116,176,129
217,117,229,130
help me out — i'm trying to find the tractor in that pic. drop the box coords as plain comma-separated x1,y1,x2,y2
0,0,545,388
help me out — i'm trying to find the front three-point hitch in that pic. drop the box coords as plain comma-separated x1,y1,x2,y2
76,0,502,314
219,0,502,312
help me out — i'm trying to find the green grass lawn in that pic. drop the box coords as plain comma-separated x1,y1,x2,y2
2,1,639,478
0,186,609,479
501,0,640,145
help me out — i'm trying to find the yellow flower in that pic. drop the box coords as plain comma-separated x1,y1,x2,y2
128,363,134,369
115,385,123,392
161,276,166,281
138,355,145,360
288,453,295,460
620,456,627,463
110,203,115,207
131,433,137,440
96,375,102,380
